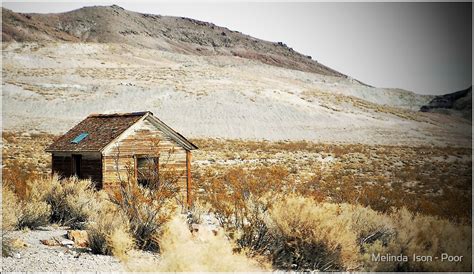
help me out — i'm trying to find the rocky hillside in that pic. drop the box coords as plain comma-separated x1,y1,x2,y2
2,5,346,77
420,86,472,120
1,6,471,147
3,42,470,147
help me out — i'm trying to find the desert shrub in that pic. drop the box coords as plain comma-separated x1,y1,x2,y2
2,159,40,200
2,184,22,257
186,199,210,225
362,208,472,272
269,196,359,270
109,152,180,251
198,167,289,254
44,176,100,228
5,175,103,229
2,184,22,231
268,196,471,272
2,238,14,257
87,201,131,255
107,225,136,262
2,178,52,229
155,216,267,272
16,200,51,229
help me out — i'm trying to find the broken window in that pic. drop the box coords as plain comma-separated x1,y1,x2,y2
136,156,159,187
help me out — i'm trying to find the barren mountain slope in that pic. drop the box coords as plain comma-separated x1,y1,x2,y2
2,42,470,146
2,5,345,77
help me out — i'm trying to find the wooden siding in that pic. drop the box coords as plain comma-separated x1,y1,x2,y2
81,158,102,188
102,118,190,203
51,154,102,188
52,155,73,178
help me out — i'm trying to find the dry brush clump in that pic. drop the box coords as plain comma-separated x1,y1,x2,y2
108,145,182,252
268,196,393,270
44,176,101,228
3,174,104,230
267,196,471,272
86,199,132,255
2,178,51,230
196,163,471,272
363,207,472,272
118,215,268,272
196,166,290,253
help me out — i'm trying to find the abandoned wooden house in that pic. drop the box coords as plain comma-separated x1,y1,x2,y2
45,111,198,205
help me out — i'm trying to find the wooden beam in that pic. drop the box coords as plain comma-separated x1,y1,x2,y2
133,155,138,183
186,151,192,206
51,154,54,178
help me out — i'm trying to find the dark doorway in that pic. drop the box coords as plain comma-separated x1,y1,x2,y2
72,154,82,178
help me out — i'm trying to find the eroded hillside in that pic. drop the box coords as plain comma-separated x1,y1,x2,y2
2,42,470,146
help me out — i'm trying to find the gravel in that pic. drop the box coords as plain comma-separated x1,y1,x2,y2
2,226,125,272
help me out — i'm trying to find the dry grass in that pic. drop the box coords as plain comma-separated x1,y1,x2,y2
86,201,130,255
269,196,471,271
108,228,135,262
2,132,472,271
2,184,21,231
44,176,101,228
2,179,51,230
192,138,471,223
121,215,268,272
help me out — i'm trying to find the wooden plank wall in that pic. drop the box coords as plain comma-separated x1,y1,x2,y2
52,154,102,188
102,119,189,203
52,155,73,178
81,158,102,188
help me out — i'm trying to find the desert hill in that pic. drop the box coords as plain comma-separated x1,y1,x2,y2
1,6,471,147
420,86,472,120
2,5,346,77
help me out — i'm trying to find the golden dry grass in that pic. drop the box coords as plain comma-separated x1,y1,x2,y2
2,132,472,271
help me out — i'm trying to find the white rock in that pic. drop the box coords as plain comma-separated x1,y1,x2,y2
60,239,75,246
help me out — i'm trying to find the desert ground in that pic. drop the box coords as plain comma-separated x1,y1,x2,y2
2,42,471,147
1,39,472,272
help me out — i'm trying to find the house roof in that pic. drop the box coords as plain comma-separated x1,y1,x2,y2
46,111,198,152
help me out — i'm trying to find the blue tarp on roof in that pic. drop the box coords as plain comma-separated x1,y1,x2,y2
71,132,89,144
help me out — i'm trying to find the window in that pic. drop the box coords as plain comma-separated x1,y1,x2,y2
136,156,159,187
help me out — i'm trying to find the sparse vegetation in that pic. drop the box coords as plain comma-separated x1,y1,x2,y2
2,133,471,271
87,201,131,255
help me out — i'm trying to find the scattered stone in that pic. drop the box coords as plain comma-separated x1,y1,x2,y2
40,238,60,246
60,239,75,247
67,230,89,247
191,223,200,233
11,238,29,248
14,253,21,259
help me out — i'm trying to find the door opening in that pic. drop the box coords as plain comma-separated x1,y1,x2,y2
72,154,82,178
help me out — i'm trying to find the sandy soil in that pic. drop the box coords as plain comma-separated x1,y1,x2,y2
2,42,471,147
1,226,125,272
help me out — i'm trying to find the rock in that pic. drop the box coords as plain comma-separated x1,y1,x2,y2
67,230,89,247
40,238,60,246
11,238,29,248
60,239,75,247
191,223,200,233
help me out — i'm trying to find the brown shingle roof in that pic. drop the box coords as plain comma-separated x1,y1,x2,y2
46,112,147,152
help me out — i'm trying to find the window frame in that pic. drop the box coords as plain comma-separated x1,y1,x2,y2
134,154,160,187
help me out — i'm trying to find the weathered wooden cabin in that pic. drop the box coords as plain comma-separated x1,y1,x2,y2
45,111,198,205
